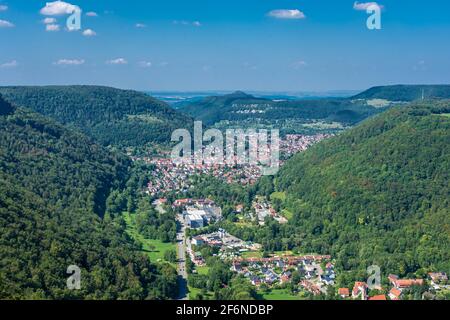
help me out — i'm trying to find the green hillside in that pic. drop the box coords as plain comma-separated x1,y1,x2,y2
0,96,177,299
179,91,381,134
0,86,193,150
353,85,450,101
271,100,450,278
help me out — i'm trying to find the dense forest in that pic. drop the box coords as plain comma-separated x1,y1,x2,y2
353,85,450,101
0,96,178,299
271,101,450,279
185,101,450,290
179,91,382,128
0,86,193,150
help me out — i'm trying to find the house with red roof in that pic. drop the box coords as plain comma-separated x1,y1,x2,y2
389,288,402,300
352,282,368,300
338,288,350,298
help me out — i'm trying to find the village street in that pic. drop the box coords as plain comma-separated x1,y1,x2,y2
176,213,188,300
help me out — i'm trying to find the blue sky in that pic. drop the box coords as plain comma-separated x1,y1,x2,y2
0,0,450,91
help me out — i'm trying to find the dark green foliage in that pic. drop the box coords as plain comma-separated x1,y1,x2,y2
0,86,193,149
0,97,177,299
164,249,177,263
0,94,14,115
134,198,177,243
180,91,380,128
353,85,450,101
273,101,450,278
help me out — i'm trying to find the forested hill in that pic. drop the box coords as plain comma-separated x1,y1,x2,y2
0,86,193,149
180,91,379,128
180,91,272,125
353,85,450,101
273,101,450,277
0,96,177,299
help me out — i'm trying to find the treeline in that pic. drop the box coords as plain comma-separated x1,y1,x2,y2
0,86,193,150
106,162,177,243
186,101,450,291
180,91,381,127
0,97,178,299
353,85,450,101
187,250,258,300
272,101,450,282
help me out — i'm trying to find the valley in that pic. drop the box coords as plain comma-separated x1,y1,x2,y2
1,85,449,301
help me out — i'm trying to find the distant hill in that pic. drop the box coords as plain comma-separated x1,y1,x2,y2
0,95,178,299
270,100,450,279
180,91,271,124
353,85,450,101
0,86,193,149
179,91,380,133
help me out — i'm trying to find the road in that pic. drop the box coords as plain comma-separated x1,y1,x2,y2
176,213,188,300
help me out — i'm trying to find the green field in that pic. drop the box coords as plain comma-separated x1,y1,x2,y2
196,266,210,275
270,191,286,202
123,212,176,264
241,251,263,259
188,286,214,300
260,289,306,300
281,209,294,220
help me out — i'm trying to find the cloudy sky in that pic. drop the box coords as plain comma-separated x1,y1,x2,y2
0,0,450,91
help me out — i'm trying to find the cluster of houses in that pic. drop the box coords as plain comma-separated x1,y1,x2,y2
337,272,448,300
135,134,332,196
252,198,288,225
230,255,334,290
143,156,266,195
231,103,271,114
188,229,262,266
281,134,333,158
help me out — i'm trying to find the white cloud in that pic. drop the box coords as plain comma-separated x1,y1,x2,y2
85,11,98,17
0,19,14,28
82,29,96,36
353,2,384,11
40,1,80,16
0,60,18,68
139,61,152,68
135,23,147,28
173,20,202,27
413,60,427,71
43,17,57,24
268,9,306,20
54,59,85,65
106,58,128,65
0,5,8,11
243,62,258,70
46,24,60,31
291,60,308,69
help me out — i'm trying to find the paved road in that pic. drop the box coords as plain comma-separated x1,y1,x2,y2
176,214,188,300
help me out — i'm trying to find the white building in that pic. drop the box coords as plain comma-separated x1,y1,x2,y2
186,213,204,228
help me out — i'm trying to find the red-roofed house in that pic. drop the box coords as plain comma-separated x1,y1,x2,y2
338,288,350,298
393,279,424,289
352,282,368,300
389,288,402,300
369,295,387,300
